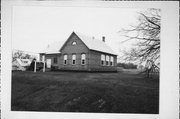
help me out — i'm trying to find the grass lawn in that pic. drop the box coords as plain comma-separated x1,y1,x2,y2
11,70,159,114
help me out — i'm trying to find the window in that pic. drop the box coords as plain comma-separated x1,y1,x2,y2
106,55,109,66
101,54,105,66
81,54,86,65
54,57,57,64
72,54,76,65
64,55,67,65
110,56,114,66
23,61,28,63
42,55,45,62
72,41,77,45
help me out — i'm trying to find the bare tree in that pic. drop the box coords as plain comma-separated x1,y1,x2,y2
12,50,35,62
120,8,160,65
12,50,23,62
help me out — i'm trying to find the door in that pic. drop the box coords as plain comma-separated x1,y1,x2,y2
46,59,51,68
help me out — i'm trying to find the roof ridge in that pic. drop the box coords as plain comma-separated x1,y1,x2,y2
74,31,117,55
74,31,105,43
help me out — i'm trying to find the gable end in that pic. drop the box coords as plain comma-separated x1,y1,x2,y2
60,32,90,52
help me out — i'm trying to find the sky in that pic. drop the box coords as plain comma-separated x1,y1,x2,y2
12,6,145,61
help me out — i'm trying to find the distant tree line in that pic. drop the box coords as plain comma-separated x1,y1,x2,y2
117,62,137,69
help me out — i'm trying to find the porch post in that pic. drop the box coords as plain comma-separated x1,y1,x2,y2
43,55,45,72
34,60,36,72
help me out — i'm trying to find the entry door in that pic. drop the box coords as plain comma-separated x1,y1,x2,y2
46,59,51,68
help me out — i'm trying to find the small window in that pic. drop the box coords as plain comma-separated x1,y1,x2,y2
23,61,28,63
72,54,76,65
106,55,109,66
101,54,105,66
81,54,86,65
54,57,57,64
72,41,77,45
64,55,67,65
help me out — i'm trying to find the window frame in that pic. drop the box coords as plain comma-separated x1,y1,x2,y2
72,41,77,45
53,57,58,64
23,61,28,63
106,55,110,66
81,53,86,65
110,56,114,66
101,54,105,66
63,54,67,65
72,54,76,65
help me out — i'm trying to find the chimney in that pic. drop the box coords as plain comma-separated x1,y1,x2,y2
102,36,105,42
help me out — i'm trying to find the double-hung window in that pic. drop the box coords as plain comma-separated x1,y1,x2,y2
72,54,76,65
106,55,109,66
110,56,114,66
54,57,57,64
81,54,86,65
101,54,105,66
64,55,67,65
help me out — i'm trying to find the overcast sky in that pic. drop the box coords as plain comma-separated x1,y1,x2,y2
12,6,145,60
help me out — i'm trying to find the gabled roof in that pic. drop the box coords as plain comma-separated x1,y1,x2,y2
74,32,117,55
40,41,64,54
41,31,117,56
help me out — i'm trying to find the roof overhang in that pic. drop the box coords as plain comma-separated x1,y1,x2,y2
39,52,61,55
90,49,118,56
